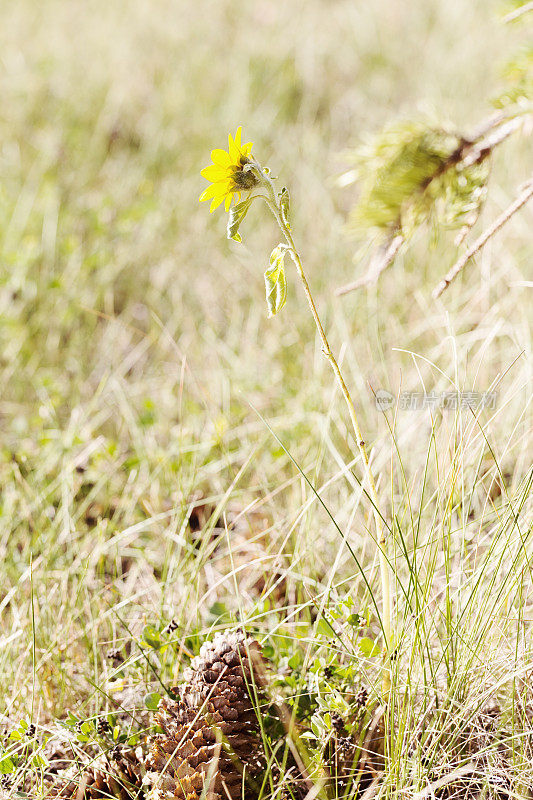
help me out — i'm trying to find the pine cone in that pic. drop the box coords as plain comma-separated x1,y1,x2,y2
45,746,144,799
145,631,267,800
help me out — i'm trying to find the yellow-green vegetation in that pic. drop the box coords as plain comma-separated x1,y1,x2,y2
0,1,532,798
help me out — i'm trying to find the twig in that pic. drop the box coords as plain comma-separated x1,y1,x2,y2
462,116,525,167
503,0,533,22
432,177,533,298
466,113,523,151
336,234,404,295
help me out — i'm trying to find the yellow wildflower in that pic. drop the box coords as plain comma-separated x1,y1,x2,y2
199,127,258,212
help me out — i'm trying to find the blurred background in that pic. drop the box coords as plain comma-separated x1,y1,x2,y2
0,0,531,719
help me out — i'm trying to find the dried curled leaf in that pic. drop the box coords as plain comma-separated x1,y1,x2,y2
264,244,288,317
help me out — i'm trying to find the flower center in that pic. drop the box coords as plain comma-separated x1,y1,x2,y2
231,157,259,191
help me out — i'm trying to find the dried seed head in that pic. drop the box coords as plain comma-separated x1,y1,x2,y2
355,686,368,708
330,712,347,735
106,649,124,666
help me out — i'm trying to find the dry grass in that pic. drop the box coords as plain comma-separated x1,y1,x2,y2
0,0,531,797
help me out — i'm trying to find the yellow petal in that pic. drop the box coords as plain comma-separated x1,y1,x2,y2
242,142,253,156
201,164,228,180
224,193,233,212
210,195,225,212
199,181,229,202
211,148,231,166
228,134,240,163
234,127,242,149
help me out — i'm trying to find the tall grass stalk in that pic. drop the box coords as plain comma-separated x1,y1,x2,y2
256,166,393,694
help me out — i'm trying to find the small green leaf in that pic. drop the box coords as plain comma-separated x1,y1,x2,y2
144,692,161,711
288,653,301,670
0,757,15,774
346,613,361,627
279,187,290,230
264,244,288,317
142,624,161,650
262,644,275,659
316,617,336,638
208,601,229,622
65,712,79,728
227,198,253,243
359,637,381,657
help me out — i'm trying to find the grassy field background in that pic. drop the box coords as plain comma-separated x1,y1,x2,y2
0,0,532,794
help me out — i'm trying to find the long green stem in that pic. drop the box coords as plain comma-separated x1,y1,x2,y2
261,180,392,694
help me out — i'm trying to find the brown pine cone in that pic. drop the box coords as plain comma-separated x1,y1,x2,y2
145,631,267,800
44,746,144,799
